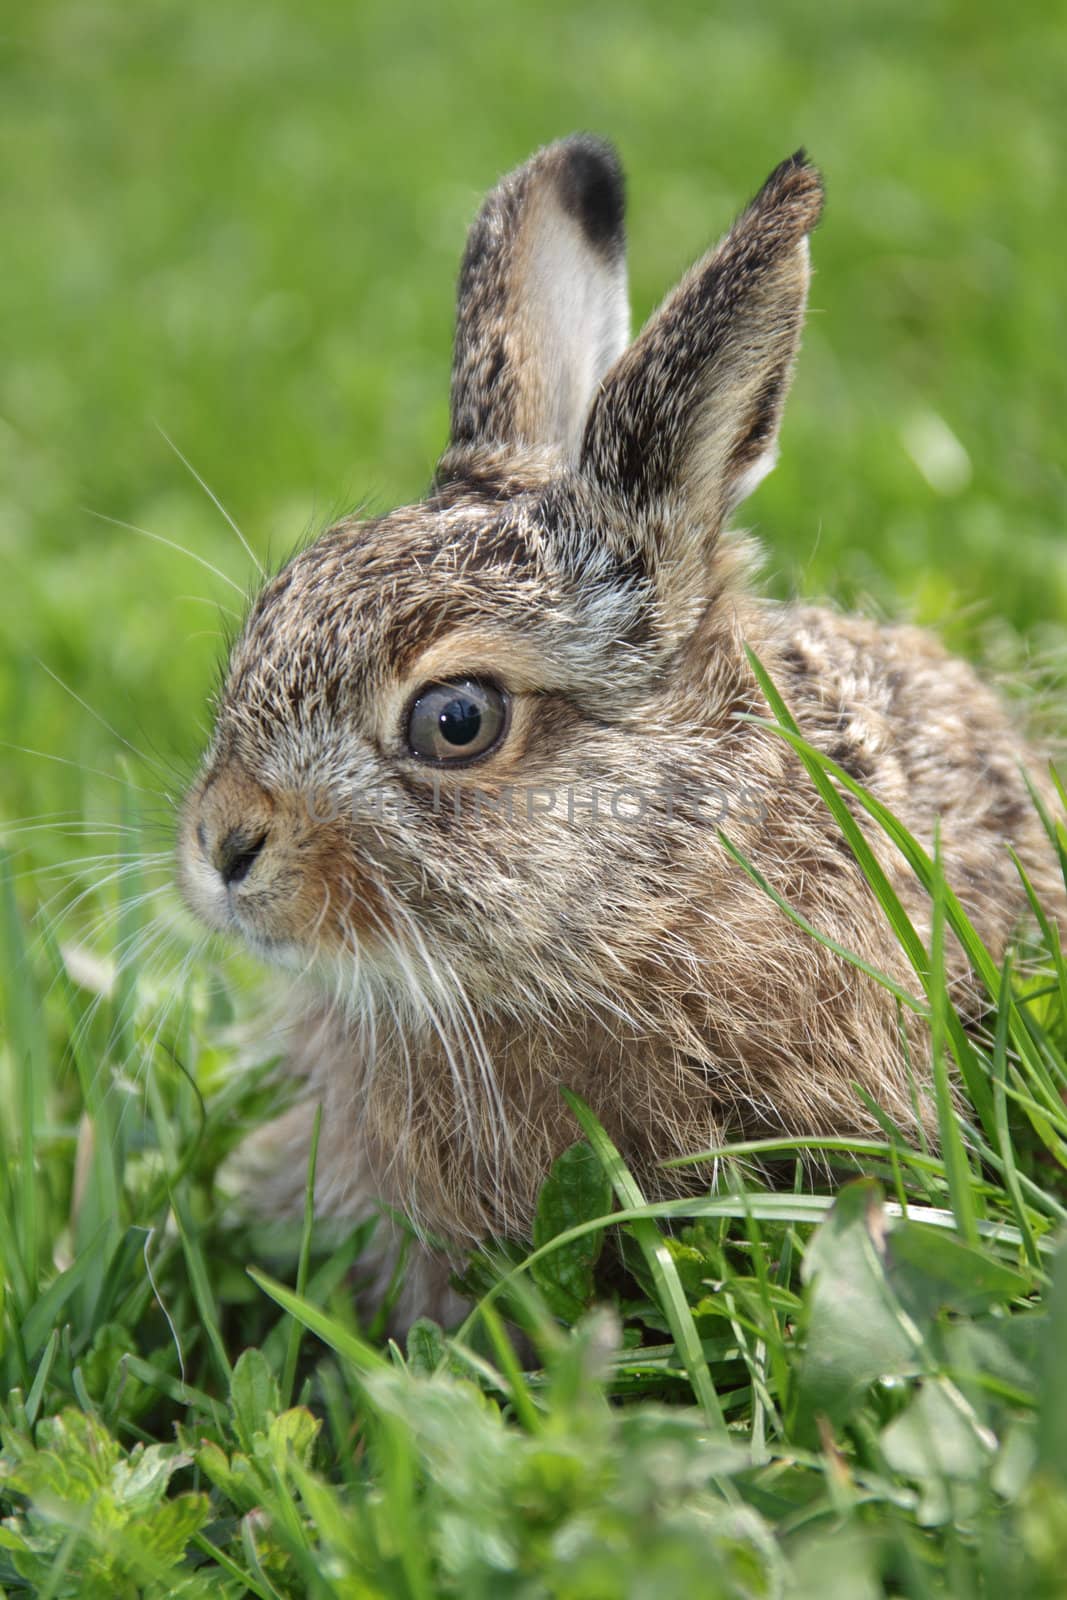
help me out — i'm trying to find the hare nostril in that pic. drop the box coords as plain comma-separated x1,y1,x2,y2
216,826,269,887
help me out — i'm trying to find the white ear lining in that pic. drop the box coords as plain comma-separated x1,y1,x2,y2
727,441,781,509
519,201,630,459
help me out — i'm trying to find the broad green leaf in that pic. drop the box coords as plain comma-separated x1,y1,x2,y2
265,1406,320,1471
790,1528,883,1600
531,1140,612,1321
887,1219,1032,1319
195,1439,261,1513
881,1376,995,1525
230,1347,279,1452
406,1317,447,1377
80,1321,143,1416
125,1490,211,1568
111,1441,189,1514
792,1181,920,1442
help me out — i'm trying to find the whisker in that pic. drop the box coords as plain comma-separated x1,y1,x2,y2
395,902,513,1179
155,423,265,581
134,928,211,1095
0,743,166,799
382,913,480,1170
32,856,173,933
175,594,243,623
56,913,180,1082
3,824,159,848
81,507,247,599
32,658,175,790
73,887,180,955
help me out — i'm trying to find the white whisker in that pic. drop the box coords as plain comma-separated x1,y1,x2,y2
82,507,247,599
0,742,166,799
175,594,243,623
33,657,176,791
155,424,265,581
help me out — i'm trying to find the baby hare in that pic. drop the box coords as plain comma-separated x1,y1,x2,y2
178,137,1063,1324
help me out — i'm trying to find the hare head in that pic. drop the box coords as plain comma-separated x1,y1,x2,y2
177,138,823,1029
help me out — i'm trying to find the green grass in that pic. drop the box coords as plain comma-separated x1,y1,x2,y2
3,0,1067,1594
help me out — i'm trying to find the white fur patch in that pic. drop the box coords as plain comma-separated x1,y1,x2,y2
519,198,629,458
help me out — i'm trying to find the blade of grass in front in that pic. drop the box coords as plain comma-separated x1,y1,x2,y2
1,850,45,1294
929,826,979,1243
561,1089,726,1437
990,955,1042,1268
756,698,1067,1159
281,1105,322,1409
249,1268,389,1376
1024,765,1067,898
744,647,930,976
190,1533,276,1600
745,646,1007,1137
478,1299,543,1432
716,830,927,1015
1009,847,1067,1026
20,1222,111,1361
169,1192,232,1385
738,1195,784,1457
39,924,123,1241
664,1134,945,1179
24,1329,60,1427
142,1052,231,1382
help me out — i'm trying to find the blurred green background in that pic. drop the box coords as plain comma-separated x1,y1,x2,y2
2,0,1065,846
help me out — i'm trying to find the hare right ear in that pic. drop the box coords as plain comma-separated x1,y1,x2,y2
581,153,823,620
444,135,629,464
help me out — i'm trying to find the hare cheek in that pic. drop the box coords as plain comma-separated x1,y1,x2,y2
238,831,393,958
301,849,394,954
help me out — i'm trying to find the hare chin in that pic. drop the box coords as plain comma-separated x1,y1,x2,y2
182,881,308,972
241,929,309,972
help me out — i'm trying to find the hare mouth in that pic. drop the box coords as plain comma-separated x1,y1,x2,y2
177,859,309,970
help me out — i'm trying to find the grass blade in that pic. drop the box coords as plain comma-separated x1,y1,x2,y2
281,1105,322,1410
560,1090,727,1437
928,825,979,1243
249,1269,389,1377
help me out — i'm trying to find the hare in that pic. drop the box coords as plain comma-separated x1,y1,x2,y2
178,136,1063,1326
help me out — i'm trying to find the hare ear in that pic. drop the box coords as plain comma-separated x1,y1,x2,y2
582,152,823,542
446,135,629,462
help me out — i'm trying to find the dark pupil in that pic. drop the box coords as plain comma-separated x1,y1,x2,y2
438,694,482,747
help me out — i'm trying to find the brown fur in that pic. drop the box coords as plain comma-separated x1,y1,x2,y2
177,137,1065,1324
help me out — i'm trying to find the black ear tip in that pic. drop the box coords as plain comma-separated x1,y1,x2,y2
756,148,825,232
552,133,626,254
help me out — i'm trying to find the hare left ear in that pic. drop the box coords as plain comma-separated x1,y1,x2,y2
582,152,823,531
445,135,630,462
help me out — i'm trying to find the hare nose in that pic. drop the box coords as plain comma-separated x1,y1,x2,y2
213,826,269,887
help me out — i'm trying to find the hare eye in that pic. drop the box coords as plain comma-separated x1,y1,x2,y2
406,679,509,764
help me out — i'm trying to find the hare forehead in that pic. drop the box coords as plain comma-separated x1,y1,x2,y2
219,495,591,708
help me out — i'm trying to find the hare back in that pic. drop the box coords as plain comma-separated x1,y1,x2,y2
770,601,1064,962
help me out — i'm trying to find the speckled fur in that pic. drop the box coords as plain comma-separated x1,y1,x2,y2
178,138,1065,1324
